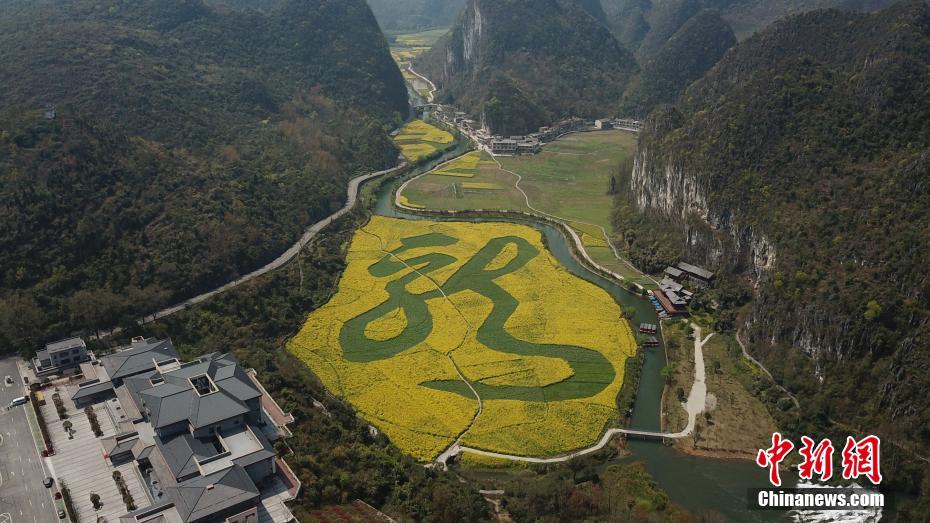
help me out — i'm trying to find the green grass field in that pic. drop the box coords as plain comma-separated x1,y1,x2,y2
403,131,655,286
402,151,530,211
391,28,448,47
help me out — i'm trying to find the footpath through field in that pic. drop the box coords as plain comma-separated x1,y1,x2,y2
489,155,660,290
437,324,714,465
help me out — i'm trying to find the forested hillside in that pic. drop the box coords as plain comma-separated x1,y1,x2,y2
615,2,930,512
601,0,897,43
416,0,639,134
366,0,466,31
0,0,408,354
620,8,735,115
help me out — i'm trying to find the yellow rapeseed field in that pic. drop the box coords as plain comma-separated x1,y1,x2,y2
431,151,483,177
288,216,637,461
393,120,454,162
461,182,501,190
397,194,425,209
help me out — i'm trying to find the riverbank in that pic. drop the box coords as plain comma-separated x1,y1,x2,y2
660,321,780,460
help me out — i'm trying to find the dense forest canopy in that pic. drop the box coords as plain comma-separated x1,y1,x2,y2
0,0,408,354
600,0,898,42
620,8,736,116
617,2,930,513
416,0,641,134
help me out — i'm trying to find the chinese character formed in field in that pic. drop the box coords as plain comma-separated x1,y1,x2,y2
757,432,795,486
841,435,882,485
798,436,834,481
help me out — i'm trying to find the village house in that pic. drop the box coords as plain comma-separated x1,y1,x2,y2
33,337,91,377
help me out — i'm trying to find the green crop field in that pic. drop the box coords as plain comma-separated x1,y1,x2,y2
392,28,449,47
402,131,655,286
401,151,529,211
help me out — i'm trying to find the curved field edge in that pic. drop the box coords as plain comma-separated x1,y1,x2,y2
287,216,638,460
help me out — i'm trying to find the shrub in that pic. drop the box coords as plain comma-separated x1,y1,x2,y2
60,481,77,521
86,406,103,437
30,392,53,452
52,393,68,420
112,471,135,511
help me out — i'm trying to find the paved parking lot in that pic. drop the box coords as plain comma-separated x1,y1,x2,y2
42,390,149,522
0,357,59,523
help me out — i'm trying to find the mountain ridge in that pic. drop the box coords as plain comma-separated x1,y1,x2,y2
416,0,640,134
615,5,930,500
0,0,408,351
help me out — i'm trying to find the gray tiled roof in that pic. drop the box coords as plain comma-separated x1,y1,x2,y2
102,338,179,381
133,353,260,431
157,434,202,480
166,465,259,522
71,380,115,400
676,262,715,280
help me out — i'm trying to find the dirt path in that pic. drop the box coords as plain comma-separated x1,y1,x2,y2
735,330,800,410
490,157,659,289
438,323,713,465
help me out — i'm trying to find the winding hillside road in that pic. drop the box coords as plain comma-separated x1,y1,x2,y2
95,161,407,339
407,65,438,103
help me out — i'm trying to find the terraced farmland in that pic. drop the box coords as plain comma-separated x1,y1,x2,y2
289,216,637,460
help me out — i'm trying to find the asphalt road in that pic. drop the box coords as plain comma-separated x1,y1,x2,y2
92,161,407,340
0,357,59,523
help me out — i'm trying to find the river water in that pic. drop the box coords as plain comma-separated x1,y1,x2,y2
369,145,787,521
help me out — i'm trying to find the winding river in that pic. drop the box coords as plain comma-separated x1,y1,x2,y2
369,146,788,521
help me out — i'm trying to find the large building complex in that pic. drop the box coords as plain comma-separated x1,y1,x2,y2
46,337,299,523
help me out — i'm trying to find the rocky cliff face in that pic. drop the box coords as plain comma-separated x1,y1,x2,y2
631,137,776,284
440,0,484,85
620,3,930,458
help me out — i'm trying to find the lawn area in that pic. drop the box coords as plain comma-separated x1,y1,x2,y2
288,216,637,460
393,119,454,162
402,151,530,211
